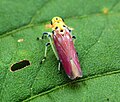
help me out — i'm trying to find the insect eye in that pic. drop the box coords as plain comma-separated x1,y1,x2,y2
62,18,64,22
51,21,52,25
55,26,58,29
63,25,66,27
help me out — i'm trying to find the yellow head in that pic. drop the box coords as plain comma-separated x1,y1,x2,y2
51,17,64,25
45,16,73,32
51,16,66,31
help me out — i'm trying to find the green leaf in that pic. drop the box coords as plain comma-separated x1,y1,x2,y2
0,0,120,102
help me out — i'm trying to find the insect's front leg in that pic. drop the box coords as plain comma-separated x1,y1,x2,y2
40,42,50,64
37,32,61,70
37,32,52,64
37,32,51,40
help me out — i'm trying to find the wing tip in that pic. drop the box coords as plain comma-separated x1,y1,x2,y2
68,74,82,80
68,68,82,80
69,59,82,80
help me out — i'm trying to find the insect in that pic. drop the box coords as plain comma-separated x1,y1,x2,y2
38,16,82,80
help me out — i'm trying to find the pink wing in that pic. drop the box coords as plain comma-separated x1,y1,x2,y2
53,29,82,79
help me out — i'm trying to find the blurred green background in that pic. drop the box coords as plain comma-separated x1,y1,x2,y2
0,0,120,102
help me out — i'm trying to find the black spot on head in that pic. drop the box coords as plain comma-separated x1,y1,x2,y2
60,30,63,32
55,26,58,29
62,18,64,22
63,25,66,27
51,21,52,25
56,18,58,20
69,29,72,32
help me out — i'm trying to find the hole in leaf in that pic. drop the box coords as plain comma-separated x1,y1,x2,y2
10,60,30,72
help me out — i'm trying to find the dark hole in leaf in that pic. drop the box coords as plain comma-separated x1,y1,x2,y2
10,60,30,72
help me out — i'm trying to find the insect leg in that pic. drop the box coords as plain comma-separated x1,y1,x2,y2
72,35,76,39
38,32,60,70
72,35,79,56
42,32,51,39
37,32,51,40
38,32,58,59
58,60,61,71
44,32,61,70
68,29,76,42
40,42,50,64
46,33,59,60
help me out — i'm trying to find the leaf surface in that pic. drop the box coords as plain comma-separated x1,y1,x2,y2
0,0,120,102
